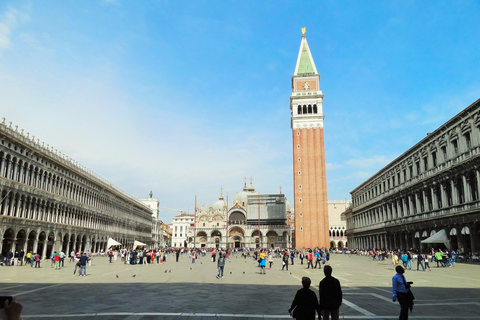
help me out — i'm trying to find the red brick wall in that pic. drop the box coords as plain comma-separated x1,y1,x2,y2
293,127,330,248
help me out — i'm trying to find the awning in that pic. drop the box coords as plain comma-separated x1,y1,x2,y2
420,229,450,244
107,238,121,249
134,240,147,248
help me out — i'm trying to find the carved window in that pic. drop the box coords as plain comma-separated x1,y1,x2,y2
452,139,458,155
464,132,471,149
441,146,447,161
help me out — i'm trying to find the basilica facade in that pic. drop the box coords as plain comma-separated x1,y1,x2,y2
193,181,292,249
0,118,155,259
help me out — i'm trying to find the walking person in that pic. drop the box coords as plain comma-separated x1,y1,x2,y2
314,250,322,269
192,250,197,263
79,252,89,276
416,253,425,271
307,250,314,269
34,253,41,268
54,252,60,270
392,266,414,320
299,251,305,265
26,251,32,266
18,250,25,266
216,253,226,279
319,265,342,320
290,251,295,265
59,251,65,267
288,277,319,320
259,250,266,274
407,249,413,270
268,252,274,270
423,254,431,271
282,251,289,271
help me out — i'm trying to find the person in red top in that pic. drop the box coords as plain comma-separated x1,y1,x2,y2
54,252,60,270
307,250,314,269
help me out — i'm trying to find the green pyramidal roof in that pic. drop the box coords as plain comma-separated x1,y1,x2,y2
297,42,315,75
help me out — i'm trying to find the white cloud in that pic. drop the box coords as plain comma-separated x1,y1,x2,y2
0,5,31,53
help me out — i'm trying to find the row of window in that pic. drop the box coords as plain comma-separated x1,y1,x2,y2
0,150,151,222
349,170,479,229
296,104,318,115
353,124,479,207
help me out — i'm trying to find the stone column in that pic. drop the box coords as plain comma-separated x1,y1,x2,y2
407,195,413,216
431,187,438,210
41,241,47,260
463,174,471,202
5,196,13,216
441,182,448,208
0,154,4,177
32,238,38,255
11,238,17,253
451,180,458,205
422,190,427,212
476,170,480,201
12,160,18,181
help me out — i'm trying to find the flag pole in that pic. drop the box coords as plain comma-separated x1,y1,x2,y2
194,192,197,249
258,192,261,248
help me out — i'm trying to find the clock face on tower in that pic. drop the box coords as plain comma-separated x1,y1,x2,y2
303,82,310,90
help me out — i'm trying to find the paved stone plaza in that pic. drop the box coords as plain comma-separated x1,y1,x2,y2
1,253,479,319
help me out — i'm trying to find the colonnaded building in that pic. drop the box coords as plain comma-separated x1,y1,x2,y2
0,118,165,259
344,99,480,254
175,180,292,249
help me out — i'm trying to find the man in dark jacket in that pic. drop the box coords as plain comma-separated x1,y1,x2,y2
319,265,342,320
289,277,319,320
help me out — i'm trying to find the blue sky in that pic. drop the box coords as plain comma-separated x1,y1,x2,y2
1,1,479,223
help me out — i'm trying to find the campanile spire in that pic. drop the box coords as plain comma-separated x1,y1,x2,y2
290,28,329,248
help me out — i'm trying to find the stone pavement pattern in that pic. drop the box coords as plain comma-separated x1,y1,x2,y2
1,253,480,319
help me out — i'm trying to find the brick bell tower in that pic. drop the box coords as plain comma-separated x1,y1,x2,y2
290,28,329,248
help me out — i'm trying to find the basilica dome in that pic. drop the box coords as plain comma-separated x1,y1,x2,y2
213,199,225,211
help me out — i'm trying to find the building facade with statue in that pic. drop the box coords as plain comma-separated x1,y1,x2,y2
192,181,292,249
343,99,480,254
138,192,168,248
0,118,154,259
